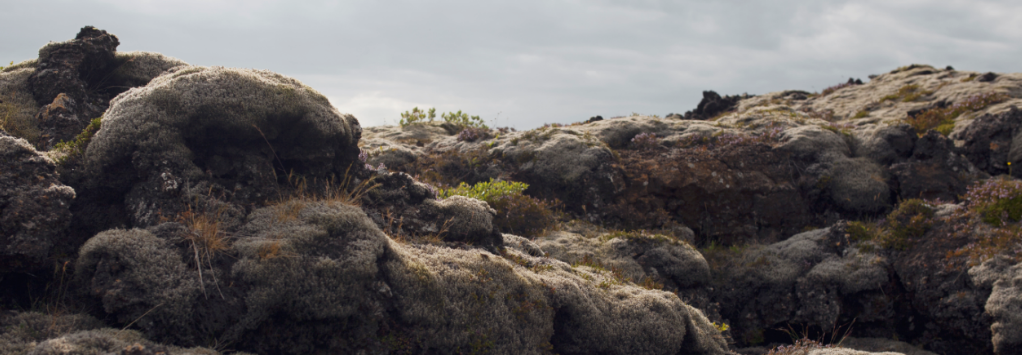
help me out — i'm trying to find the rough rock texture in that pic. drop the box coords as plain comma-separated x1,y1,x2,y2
0,131,76,273
0,67,42,145
74,201,730,355
839,337,939,355
28,26,121,148
82,65,362,228
890,130,984,202
683,91,744,120
979,260,1022,355
952,106,1022,177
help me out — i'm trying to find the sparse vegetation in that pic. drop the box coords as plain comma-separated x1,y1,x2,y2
440,178,560,237
630,132,659,151
0,93,42,145
399,107,488,129
848,199,934,252
945,178,1022,265
50,117,102,165
881,84,931,103
905,92,1010,136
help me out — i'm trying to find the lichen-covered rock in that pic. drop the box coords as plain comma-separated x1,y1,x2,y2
419,195,503,249
76,200,729,354
855,123,916,166
108,51,189,89
28,26,121,148
27,329,221,355
890,130,983,202
0,66,42,145
83,65,363,227
983,261,1022,355
708,224,901,347
838,337,939,355
75,228,200,343
0,131,75,273
0,311,105,355
951,106,1022,177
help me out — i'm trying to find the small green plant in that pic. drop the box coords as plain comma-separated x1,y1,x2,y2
399,107,436,127
848,199,934,251
51,117,102,165
905,92,1009,136
712,322,730,332
853,110,870,119
880,84,931,102
440,178,559,237
442,110,487,129
0,61,10,71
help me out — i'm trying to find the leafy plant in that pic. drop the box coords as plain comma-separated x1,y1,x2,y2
848,199,934,251
399,107,436,127
905,92,1009,136
51,117,102,165
442,110,488,129
630,132,659,151
440,178,559,237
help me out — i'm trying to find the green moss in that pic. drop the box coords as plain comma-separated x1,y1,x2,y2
440,178,559,237
848,199,934,251
882,199,934,250
399,107,436,127
905,92,1009,136
881,84,931,103
853,110,870,119
51,116,103,165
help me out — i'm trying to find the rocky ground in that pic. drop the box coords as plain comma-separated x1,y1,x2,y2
2,27,1021,355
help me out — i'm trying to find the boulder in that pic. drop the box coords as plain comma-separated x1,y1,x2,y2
0,67,42,145
28,26,121,148
982,260,1022,355
890,130,983,202
75,200,730,354
82,66,363,227
0,131,76,273
856,124,917,166
951,106,1022,177
683,91,743,120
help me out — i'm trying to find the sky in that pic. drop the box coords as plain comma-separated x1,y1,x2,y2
3,0,1022,130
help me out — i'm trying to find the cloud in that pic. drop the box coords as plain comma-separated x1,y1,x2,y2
2,0,1021,129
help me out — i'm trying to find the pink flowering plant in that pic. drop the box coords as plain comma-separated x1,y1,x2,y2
946,178,1022,265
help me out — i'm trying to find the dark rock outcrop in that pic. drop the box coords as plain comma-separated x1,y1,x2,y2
28,26,121,148
890,130,982,202
683,91,743,120
0,131,76,273
952,106,1022,177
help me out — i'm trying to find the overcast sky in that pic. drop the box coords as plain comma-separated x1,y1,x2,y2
3,0,1021,129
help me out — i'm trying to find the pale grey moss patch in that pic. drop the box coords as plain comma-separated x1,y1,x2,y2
85,65,360,183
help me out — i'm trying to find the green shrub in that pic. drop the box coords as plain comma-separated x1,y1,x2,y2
399,107,437,127
964,178,1022,226
849,199,934,251
442,110,487,129
946,178,1022,265
440,178,558,237
399,107,488,129
905,92,1009,136
881,84,931,102
51,116,102,165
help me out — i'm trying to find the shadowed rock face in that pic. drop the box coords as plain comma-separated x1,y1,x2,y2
28,26,120,149
81,66,363,229
683,91,744,120
0,132,75,274
9,27,1022,355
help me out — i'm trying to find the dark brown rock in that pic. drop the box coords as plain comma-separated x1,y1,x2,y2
0,131,75,273
27,26,120,148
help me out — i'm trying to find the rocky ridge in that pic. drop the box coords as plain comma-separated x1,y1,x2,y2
2,28,1022,355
